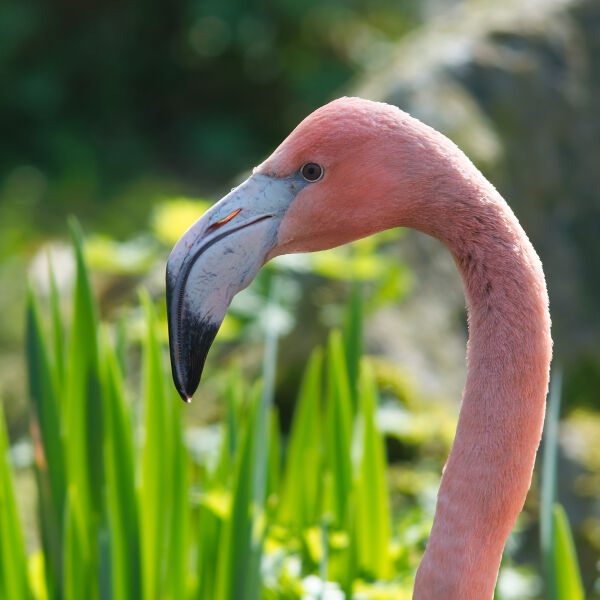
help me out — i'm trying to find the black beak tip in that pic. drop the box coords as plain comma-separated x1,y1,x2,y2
173,380,195,403
168,315,221,405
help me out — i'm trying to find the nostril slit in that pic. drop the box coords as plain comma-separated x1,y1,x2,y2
209,208,242,230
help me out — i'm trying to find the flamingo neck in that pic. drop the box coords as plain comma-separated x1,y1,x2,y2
409,168,552,599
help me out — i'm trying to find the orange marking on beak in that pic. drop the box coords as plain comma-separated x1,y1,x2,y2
210,208,242,229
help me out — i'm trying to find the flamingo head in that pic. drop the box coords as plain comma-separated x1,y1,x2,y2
166,97,419,401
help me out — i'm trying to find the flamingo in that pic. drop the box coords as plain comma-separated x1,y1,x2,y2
165,97,552,599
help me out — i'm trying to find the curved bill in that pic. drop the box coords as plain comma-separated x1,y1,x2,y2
166,173,305,401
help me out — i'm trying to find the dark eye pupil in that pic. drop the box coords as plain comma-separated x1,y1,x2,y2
301,163,322,181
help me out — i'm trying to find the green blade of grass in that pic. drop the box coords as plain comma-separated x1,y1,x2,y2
196,498,225,600
216,277,283,600
100,331,140,600
343,282,363,407
279,347,323,530
267,407,281,502
165,396,189,600
65,219,102,524
251,277,281,515
63,485,91,600
324,330,353,527
216,382,261,600
26,284,66,593
318,520,329,600
343,501,358,599
214,368,244,487
0,406,33,600
139,290,170,600
199,369,245,598
225,371,243,461
355,360,391,579
98,520,112,600
552,503,584,600
26,286,64,501
540,369,562,600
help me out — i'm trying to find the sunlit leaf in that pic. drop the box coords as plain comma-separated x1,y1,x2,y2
0,406,33,600
26,284,65,593
279,347,323,530
344,282,363,406
100,332,140,600
552,504,584,600
267,407,282,502
63,486,91,600
355,360,392,579
139,290,170,600
214,367,245,487
65,219,102,523
165,395,189,600
216,383,262,600
541,370,562,600
324,330,353,527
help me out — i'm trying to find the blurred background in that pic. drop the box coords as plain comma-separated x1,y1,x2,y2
1,0,599,597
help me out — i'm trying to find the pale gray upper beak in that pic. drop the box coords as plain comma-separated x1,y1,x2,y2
166,173,306,401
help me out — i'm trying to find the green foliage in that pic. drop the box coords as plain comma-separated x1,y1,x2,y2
216,382,263,600
344,282,363,406
65,219,101,525
324,330,354,528
6,225,585,600
139,290,171,600
278,347,323,531
10,227,413,599
100,332,140,600
63,486,91,600
355,361,392,579
0,406,32,600
552,504,584,600
26,280,65,593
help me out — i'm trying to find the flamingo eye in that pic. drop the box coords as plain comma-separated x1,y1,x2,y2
301,163,323,182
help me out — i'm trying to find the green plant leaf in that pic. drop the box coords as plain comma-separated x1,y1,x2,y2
214,368,245,487
343,282,363,406
65,219,102,525
63,486,91,600
196,497,224,600
552,503,584,600
324,330,353,527
216,382,262,600
267,407,282,503
279,347,323,530
26,284,65,593
540,369,562,600
100,331,140,600
355,360,392,579
139,290,170,600
0,405,33,600
165,396,189,600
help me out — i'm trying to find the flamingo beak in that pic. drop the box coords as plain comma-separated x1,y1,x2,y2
166,173,306,402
